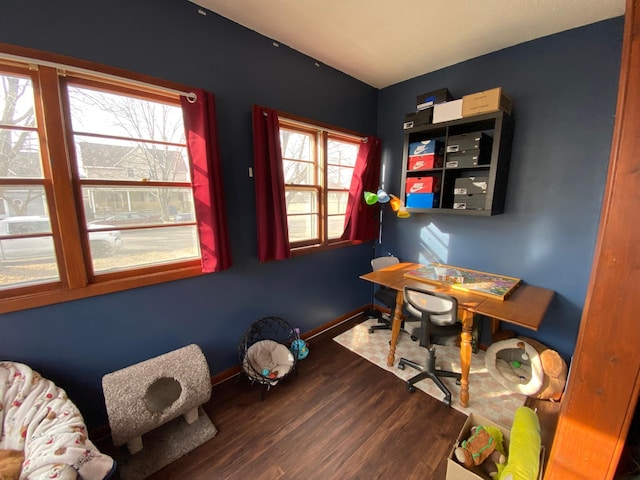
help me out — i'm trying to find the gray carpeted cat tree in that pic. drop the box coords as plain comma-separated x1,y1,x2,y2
102,344,212,455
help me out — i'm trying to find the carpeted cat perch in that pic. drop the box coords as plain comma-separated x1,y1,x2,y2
102,344,217,480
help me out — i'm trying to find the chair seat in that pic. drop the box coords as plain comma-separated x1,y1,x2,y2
397,285,462,406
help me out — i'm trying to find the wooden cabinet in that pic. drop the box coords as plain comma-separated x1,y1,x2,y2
400,111,514,215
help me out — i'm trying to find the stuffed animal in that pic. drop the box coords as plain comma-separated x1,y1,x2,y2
455,425,507,478
0,449,24,480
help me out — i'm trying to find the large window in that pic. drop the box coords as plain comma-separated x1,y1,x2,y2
0,50,207,313
279,118,359,250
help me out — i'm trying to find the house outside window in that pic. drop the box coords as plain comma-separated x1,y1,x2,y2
0,49,206,313
278,117,359,251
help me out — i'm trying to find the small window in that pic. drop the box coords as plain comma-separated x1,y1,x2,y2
279,118,359,250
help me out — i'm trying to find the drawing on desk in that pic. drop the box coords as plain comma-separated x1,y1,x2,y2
404,263,521,300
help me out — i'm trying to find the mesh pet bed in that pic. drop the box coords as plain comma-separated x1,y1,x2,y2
238,316,299,398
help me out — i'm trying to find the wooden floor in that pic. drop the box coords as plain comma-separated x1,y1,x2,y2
96,319,560,480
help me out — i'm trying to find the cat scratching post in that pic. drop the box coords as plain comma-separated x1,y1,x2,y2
102,344,211,454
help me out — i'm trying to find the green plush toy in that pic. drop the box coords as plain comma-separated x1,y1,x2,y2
498,406,541,480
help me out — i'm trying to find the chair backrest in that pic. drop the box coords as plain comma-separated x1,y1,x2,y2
371,255,399,271
403,285,458,327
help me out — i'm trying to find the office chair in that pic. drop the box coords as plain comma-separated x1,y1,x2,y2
397,285,462,406
368,255,404,334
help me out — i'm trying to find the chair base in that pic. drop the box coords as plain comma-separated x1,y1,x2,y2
366,311,419,341
397,346,461,407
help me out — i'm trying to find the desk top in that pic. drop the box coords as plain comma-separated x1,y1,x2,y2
360,262,554,331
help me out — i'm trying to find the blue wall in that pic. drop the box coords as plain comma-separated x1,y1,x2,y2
0,0,624,430
377,18,623,360
0,0,377,429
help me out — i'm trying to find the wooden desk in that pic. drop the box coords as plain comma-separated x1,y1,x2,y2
360,262,554,408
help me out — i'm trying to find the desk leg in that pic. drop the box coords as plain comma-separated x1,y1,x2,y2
387,290,404,367
459,309,474,408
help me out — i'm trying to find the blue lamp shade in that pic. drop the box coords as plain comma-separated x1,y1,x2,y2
376,189,390,203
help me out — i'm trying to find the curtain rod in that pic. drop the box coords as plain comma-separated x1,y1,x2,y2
0,52,197,103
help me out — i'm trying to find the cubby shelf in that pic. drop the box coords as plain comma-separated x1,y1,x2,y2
401,110,514,216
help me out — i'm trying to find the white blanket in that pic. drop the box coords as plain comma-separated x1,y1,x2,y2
0,361,115,480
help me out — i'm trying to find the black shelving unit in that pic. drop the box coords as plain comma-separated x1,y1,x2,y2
401,110,514,216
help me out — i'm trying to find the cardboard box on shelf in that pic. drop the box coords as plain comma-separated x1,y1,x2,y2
406,192,439,208
404,108,433,129
453,193,487,210
453,177,488,195
462,87,512,117
408,154,443,171
408,139,444,156
405,176,440,194
446,132,492,153
433,99,463,123
416,87,453,111
445,150,489,168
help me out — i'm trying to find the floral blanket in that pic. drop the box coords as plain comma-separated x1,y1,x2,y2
0,362,115,480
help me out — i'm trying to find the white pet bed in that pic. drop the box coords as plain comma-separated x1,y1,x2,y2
243,339,295,386
485,338,544,396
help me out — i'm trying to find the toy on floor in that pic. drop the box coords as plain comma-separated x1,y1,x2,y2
455,424,507,478
290,337,309,360
498,406,541,480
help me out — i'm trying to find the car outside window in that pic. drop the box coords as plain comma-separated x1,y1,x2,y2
0,48,204,312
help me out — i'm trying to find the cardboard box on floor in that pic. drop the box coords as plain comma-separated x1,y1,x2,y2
446,412,544,480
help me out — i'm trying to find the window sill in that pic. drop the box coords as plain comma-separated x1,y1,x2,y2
0,264,204,315
290,239,363,257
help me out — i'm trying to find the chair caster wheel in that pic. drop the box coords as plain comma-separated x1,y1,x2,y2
455,377,461,386
397,362,405,370
407,383,416,393
411,336,418,341
368,327,374,334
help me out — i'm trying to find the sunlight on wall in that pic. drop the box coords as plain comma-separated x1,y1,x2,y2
521,218,554,268
419,222,449,264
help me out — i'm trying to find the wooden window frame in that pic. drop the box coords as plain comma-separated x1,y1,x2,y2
278,114,363,256
0,43,205,315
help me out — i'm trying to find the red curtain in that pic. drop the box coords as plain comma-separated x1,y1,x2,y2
341,136,382,242
252,105,291,263
181,89,232,272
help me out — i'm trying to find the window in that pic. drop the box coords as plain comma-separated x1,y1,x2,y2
0,49,210,313
278,118,359,250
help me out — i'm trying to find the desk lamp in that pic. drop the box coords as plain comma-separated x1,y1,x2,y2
363,190,410,218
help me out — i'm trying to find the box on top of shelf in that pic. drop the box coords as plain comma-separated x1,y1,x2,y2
406,192,439,208
416,88,453,111
404,109,433,129
406,176,441,194
454,177,488,195
408,139,444,156
408,154,443,171
462,87,512,117
433,99,463,123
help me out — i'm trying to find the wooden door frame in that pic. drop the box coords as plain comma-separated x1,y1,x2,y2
545,1,640,478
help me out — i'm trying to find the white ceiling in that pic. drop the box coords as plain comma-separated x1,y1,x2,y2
189,0,625,89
